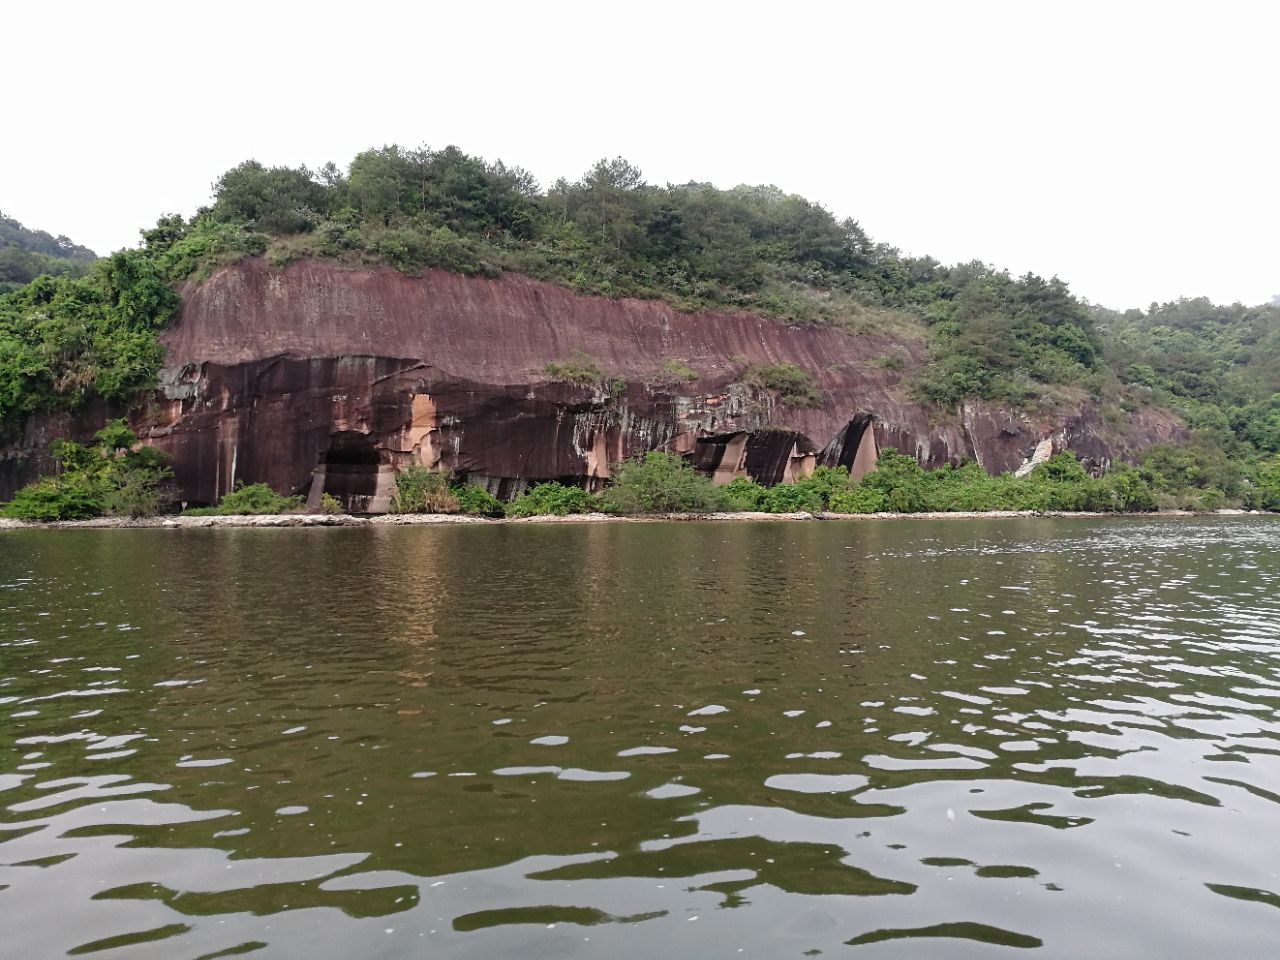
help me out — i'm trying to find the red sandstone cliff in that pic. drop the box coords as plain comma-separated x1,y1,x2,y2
0,259,1186,508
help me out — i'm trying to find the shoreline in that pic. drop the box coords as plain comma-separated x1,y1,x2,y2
1,508,1268,531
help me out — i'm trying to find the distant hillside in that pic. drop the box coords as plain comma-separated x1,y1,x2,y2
1094,297,1280,457
0,211,97,293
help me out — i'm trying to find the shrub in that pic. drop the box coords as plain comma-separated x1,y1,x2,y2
102,464,175,518
602,451,721,514
1256,456,1280,512
858,450,929,512
1024,453,1104,511
648,358,699,390
545,352,605,386
1097,468,1158,512
156,219,269,281
507,481,600,517
453,483,506,517
185,482,303,516
759,483,824,513
318,492,344,514
2,421,174,521
718,476,767,511
744,363,822,408
828,485,888,513
393,466,460,513
870,353,907,372
4,473,103,521
791,465,852,507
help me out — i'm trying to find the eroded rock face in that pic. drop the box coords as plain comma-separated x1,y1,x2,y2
0,259,1187,507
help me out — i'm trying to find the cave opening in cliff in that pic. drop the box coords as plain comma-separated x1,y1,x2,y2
322,432,381,467
316,431,383,509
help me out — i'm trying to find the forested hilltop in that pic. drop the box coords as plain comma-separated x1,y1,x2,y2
1,143,1278,509
0,212,97,294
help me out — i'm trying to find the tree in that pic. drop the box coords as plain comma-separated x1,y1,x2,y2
3,421,174,520
1256,456,1280,511
571,157,648,254
211,160,328,234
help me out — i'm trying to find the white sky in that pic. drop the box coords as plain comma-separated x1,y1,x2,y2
5,0,1277,309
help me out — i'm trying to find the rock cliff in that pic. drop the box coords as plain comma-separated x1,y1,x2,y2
0,259,1186,508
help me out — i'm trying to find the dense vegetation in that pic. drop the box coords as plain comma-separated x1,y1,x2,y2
0,212,96,295
2,421,172,520
182,483,304,516
9,440,1277,522
391,448,1280,518
0,250,179,424
393,465,505,516
1098,298,1280,457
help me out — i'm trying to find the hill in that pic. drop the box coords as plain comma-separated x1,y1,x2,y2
0,143,1277,510
0,211,97,294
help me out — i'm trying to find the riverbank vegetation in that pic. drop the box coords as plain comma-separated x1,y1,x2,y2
181,483,304,516
392,465,506,516
8,442,1278,523
388,449,1280,519
1,421,172,521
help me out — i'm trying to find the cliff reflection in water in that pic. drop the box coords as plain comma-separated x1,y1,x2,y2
2,517,1280,958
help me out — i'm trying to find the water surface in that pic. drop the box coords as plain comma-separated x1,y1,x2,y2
2,517,1280,958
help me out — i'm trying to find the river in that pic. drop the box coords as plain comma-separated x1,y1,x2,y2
2,517,1279,958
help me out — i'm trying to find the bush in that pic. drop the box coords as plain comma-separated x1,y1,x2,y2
1256,456,1280,512
393,466,460,513
2,421,174,521
648,358,699,390
0,252,181,426
102,464,174,518
453,483,506,517
601,451,721,514
545,352,606,387
1097,468,1158,512
155,219,269,281
4,473,104,521
859,450,929,512
318,492,344,514
507,481,600,517
759,482,824,513
744,363,822,408
717,476,767,511
1139,438,1245,508
791,465,852,507
184,482,303,516
828,485,888,513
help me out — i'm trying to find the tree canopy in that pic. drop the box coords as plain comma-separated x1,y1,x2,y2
0,211,97,294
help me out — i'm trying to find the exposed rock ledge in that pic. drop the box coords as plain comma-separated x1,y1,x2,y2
1,259,1186,507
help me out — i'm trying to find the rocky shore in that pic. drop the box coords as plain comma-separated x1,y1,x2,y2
4,509,1263,531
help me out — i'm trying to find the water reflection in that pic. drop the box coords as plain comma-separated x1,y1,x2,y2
2,517,1280,957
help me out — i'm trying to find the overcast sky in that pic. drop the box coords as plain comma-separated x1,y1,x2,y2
5,0,1276,309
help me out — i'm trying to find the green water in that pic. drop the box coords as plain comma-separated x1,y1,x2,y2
2,518,1280,958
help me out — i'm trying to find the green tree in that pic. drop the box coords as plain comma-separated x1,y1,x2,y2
211,160,329,234
3,421,173,521
507,482,599,517
602,451,720,514
1255,456,1280,511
